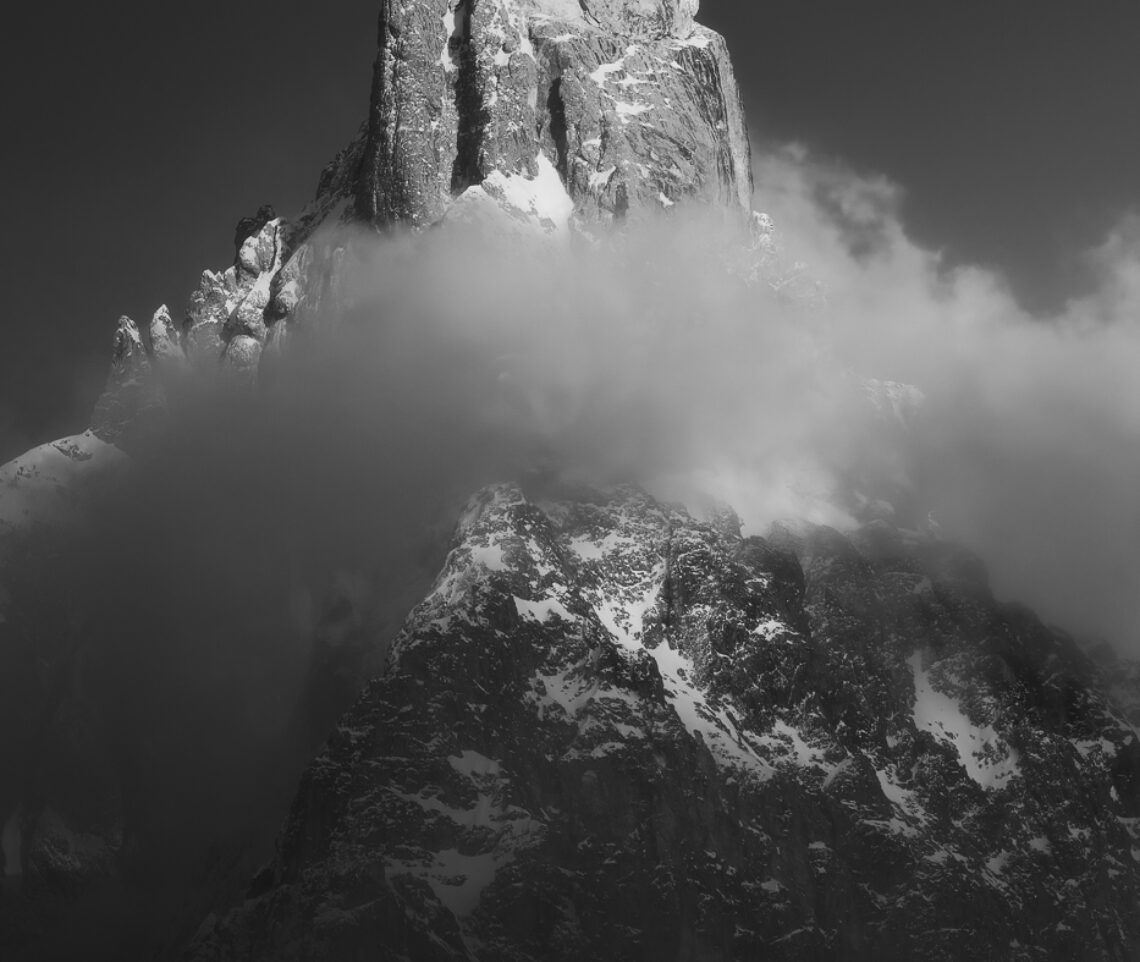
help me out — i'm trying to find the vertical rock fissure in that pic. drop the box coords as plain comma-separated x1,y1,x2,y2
450,0,487,194
546,78,570,182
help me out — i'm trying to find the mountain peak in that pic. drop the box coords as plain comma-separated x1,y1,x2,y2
351,0,751,228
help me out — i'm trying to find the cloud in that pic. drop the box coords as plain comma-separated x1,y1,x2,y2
13,144,1140,874
127,152,1137,654
753,143,1140,651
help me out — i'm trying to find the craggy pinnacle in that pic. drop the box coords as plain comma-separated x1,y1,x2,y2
80,0,753,421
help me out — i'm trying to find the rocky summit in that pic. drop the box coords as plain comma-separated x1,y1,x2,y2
356,0,751,227
2,1,1140,961
77,0,752,449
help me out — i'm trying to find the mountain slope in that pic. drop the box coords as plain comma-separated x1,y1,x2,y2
191,483,1140,961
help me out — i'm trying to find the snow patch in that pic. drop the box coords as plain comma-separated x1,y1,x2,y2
647,639,776,778
514,596,576,624
480,155,574,232
449,751,502,779
594,582,659,650
470,542,508,572
0,432,128,536
1071,736,1117,759
589,166,618,191
752,619,790,641
590,58,626,86
440,7,460,73
874,767,928,830
615,102,653,121
909,653,1020,790
394,849,498,916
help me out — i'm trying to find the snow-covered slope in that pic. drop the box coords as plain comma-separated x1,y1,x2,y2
0,432,126,542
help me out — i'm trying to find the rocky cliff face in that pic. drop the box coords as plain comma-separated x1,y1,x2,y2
356,0,750,227
190,483,1140,960
76,0,752,421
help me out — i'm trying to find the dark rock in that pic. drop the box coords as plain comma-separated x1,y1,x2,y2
233,205,277,262
354,0,751,228
190,484,1140,961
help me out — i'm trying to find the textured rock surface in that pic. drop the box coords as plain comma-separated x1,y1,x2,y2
70,0,751,434
191,483,1140,961
356,0,751,228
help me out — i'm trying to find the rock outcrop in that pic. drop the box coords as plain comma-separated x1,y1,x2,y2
356,0,751,227
190,483,1140,961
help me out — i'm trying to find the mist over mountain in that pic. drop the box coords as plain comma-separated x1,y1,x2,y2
2,1,1140,960
752,145,1140,652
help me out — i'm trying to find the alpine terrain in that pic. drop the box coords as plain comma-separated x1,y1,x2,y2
2,1,1139,960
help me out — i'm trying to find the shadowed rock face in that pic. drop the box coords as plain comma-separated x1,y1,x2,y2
189,484,1140,961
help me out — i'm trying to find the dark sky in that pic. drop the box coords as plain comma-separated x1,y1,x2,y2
3,0,1140,461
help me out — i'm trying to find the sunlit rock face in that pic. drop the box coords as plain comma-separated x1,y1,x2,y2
70,0,751,430
190,483,1140,961
354,0,751,227
527,0,698,40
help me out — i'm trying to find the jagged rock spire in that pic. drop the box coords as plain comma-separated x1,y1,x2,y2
80,0,755,436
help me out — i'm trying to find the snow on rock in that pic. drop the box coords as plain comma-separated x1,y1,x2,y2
355,0,751,229
192,480,1140,960
910,652,1021,790
615,101,653,122
479,155,576,233
0,432,128,540
647,635,776,778
448,750,503,779
513,595,576,623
